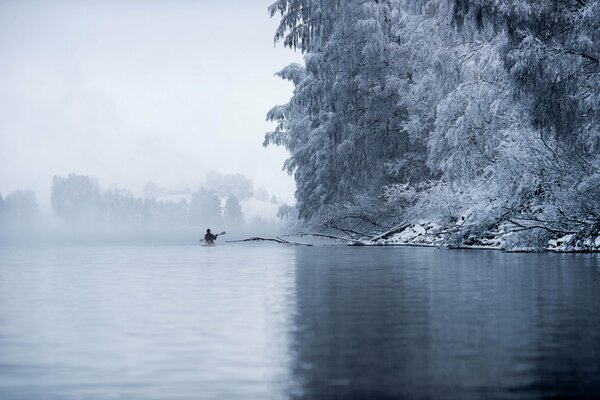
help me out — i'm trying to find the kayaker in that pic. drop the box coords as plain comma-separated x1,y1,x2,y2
204,229,218,245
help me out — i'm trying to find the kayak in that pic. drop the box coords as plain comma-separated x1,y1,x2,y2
199,231,225,246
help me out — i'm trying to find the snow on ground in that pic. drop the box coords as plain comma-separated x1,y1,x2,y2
367,223,443,247
546,234,600,252
361,222,600,252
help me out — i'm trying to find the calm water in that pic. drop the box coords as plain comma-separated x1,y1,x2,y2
0,244,599,399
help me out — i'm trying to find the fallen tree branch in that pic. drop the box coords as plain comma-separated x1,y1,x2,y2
275,236,313,246
328,213,381,228
506,219,573,235
369,222,410,241
227,237,313,246
323,222,370,239
288,232,364,245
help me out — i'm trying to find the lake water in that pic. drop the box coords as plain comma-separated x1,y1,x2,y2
0,244,599,399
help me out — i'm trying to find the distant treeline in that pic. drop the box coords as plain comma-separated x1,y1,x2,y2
1,173,288,229
50,174,244,227
0,190,38,226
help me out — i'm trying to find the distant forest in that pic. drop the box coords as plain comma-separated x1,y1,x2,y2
0,172,288,232
266,0,600,248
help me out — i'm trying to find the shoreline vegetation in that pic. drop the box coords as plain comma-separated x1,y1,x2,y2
281,219,600,252
265,1,600,253
231,219,600,253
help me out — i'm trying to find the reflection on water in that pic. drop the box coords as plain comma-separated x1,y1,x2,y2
0,245,599,399
289,247,600,399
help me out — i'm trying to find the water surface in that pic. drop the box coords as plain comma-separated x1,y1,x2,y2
0,245,599,399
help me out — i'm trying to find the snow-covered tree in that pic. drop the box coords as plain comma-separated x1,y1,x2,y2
267,0,600,247
452,0,600,150
267,0,431,221
445,0,600,243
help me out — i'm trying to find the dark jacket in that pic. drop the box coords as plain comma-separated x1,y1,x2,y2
204,232,217,243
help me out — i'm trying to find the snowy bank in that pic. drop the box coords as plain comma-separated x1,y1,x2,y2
337,222,600,253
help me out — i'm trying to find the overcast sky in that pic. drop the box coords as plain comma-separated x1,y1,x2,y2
0,0,301,206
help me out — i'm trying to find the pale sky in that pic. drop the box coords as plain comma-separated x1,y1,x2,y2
0,0,301,206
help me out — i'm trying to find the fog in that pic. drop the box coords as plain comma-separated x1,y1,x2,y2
0,0,302,242
0,171,300,244
0,0,300,204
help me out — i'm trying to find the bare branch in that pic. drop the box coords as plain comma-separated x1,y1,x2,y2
227,237,313,246
507,219,572,235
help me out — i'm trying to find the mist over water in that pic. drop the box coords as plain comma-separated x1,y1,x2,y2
0,171,297,245
0,0,300,209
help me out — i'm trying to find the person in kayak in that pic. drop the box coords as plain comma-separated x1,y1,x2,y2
204,229,219,245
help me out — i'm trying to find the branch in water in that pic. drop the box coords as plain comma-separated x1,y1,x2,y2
290,232,365,245
227,237,313,246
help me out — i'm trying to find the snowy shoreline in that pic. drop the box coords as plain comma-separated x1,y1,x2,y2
358,223,600,253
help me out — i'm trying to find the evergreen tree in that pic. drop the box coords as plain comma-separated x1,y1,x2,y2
3,190,38,224
104,189,144,225
51,174,105,222
223,195,244,225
